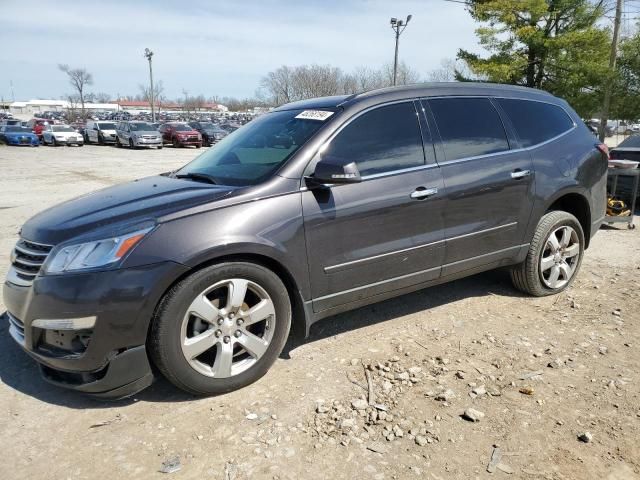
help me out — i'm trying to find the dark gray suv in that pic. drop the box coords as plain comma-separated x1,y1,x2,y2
4,83,607,398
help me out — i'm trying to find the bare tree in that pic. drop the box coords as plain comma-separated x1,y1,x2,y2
182,94,206,115
138,80,165,105
260,66,294,105
381,61,421,86
261,63,423,105
58,64,93,118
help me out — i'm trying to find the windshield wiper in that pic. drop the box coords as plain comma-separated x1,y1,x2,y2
174,172,218,184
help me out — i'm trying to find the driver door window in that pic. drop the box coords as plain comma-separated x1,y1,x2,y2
321,102,425,177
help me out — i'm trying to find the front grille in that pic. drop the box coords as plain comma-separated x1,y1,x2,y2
142,135,157,140
10,238,53,286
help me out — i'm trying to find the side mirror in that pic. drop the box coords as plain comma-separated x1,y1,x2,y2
309,156,362,185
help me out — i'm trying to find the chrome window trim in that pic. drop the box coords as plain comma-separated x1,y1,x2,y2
324,222,517,273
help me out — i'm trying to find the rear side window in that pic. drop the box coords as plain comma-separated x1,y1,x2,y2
497,98,574,147
428,98,509,161
323,102,424,176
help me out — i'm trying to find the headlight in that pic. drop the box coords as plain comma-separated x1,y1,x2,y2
43,227,153,274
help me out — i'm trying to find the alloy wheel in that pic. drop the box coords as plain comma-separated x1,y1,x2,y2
540,225,580,289
180,278,276,378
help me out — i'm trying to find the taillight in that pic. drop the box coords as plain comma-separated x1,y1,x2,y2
596,143,609,160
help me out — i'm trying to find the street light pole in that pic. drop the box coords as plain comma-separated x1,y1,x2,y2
144,48,155,123
390,15,412,86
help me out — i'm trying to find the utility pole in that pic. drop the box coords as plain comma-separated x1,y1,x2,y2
390,15,412,86
144,48,155,123
599,0,623,141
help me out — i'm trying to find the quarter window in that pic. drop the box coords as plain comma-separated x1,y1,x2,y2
321,102,425,177
497,98,574,147
428,98,509,161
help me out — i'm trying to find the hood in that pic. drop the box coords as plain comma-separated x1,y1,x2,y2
21,175,235,245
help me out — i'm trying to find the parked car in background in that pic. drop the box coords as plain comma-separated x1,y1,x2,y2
0,118,22,126
585,119,613,137
27,118,51,140
85,121,118,145
613,120,640,135
115,121,163,149
42,124,84,146
220,122,241,133
0,125,40,146
159,122,202,148
187,121,228,146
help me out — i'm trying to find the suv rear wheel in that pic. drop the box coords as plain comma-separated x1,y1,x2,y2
511,211,584,296
149,262,291,395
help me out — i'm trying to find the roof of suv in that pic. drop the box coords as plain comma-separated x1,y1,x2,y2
273,82,559,112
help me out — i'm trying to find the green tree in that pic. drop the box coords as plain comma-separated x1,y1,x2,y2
612,27,640,121
458,0,611,117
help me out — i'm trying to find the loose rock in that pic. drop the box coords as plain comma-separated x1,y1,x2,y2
462,408,485,422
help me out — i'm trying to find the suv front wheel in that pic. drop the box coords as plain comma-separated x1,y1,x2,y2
149,262,291,395
511,211,585,297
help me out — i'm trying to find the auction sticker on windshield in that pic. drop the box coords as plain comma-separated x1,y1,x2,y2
295,110,334,121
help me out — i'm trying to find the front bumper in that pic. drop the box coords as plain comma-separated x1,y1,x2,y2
56,138,84,145
134,138,162,147
7,137,39,146
175,137,201,146
3,261,189,398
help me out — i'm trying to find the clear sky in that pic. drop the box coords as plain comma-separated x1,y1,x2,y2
0,0,482,102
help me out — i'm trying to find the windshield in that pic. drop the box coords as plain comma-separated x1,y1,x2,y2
198,122,216,129
174,124,193,132
52,126,75,132
176,109,334,186
6,126,30,133
98,122,116,130
129,122,152,131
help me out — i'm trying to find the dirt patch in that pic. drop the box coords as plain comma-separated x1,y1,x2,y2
0,145,638,479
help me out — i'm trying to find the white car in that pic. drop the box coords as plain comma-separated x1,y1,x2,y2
85,121,117,145
42,124,84,147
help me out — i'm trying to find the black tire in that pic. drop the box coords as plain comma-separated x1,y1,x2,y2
98,133,104,145
173,138,180,148
149,262,292,396
129,138,135,149
510,211,585,297
52,137,57,147
116,137,122,148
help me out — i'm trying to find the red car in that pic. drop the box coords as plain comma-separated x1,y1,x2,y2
159,123,202,148
27,118,51,139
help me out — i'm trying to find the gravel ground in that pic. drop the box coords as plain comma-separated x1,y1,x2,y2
0,143,638,480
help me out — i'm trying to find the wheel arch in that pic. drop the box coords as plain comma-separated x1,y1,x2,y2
147,251,309,343
545,191,592,247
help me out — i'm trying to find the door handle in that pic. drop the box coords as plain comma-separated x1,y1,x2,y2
410,187,438,199
511,169,531,179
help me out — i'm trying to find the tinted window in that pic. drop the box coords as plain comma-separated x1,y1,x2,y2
322,102,424,177
497,98,574,147
616,134,640,148
429,98,509,161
